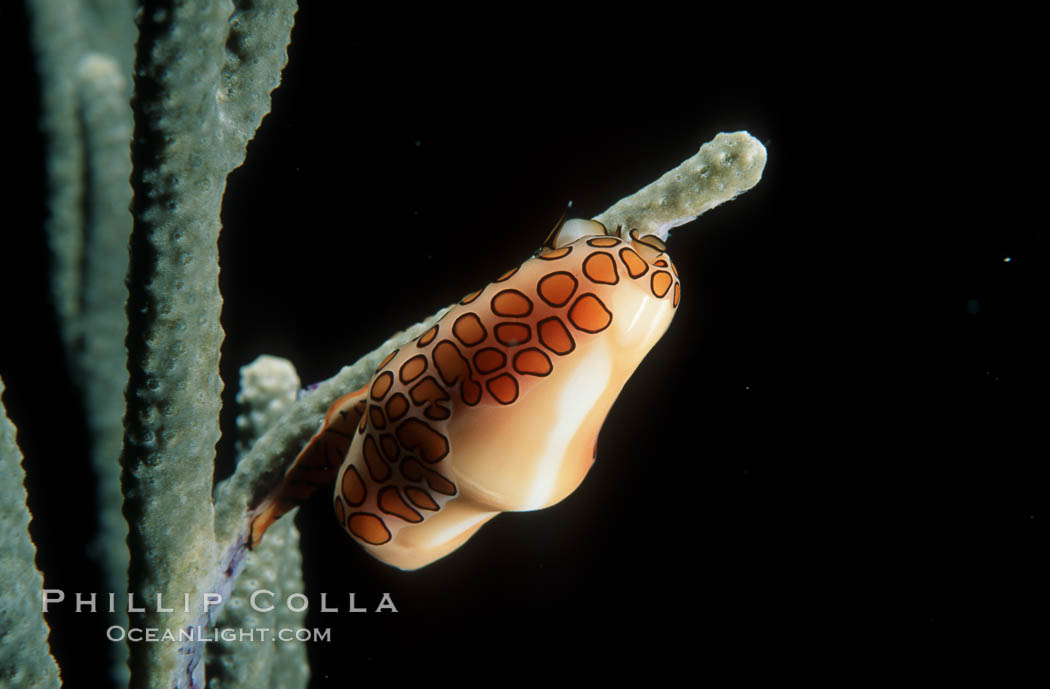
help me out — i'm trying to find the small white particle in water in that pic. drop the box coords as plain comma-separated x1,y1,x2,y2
1003,257,1012,262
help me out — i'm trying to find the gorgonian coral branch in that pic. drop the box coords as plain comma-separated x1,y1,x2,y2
207,356,309,689
594,131,767,240
0,377,61,689
26,2,138,682
122,3,295,688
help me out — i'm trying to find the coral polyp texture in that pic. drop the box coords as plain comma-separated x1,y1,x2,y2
11,2,767,687
1,378,60,688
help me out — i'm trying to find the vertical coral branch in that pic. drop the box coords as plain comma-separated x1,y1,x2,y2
75,51,135,681
207,356,309,689
26,1,137,683
123,2,295,688
26,0,88,354
0,377,61,689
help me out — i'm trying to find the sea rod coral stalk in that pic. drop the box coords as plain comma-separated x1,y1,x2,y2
121,3,295,688
24,0,136,682
1,377,61,688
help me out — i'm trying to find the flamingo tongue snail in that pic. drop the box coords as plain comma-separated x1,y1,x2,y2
248,219,683,570
236,130,767,574
246,220,684,568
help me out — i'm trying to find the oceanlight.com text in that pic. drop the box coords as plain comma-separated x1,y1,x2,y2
106,626,332,643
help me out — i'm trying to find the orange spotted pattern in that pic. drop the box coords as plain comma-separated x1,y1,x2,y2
250,226,682,556
513,348,552,376
651,271,673,298
582,252,618,285
538,317,574,355
569,293,613,333
538,245,572,260
619,247,649,279
537,271,577,307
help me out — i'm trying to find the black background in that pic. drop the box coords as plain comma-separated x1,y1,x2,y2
5,5,1039,687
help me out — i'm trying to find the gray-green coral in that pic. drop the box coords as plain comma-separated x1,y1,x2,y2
26,3,136,683
10,3,767,687
207,357,308,689
594,132,768,240
120,3,295,687
0,378,61,688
